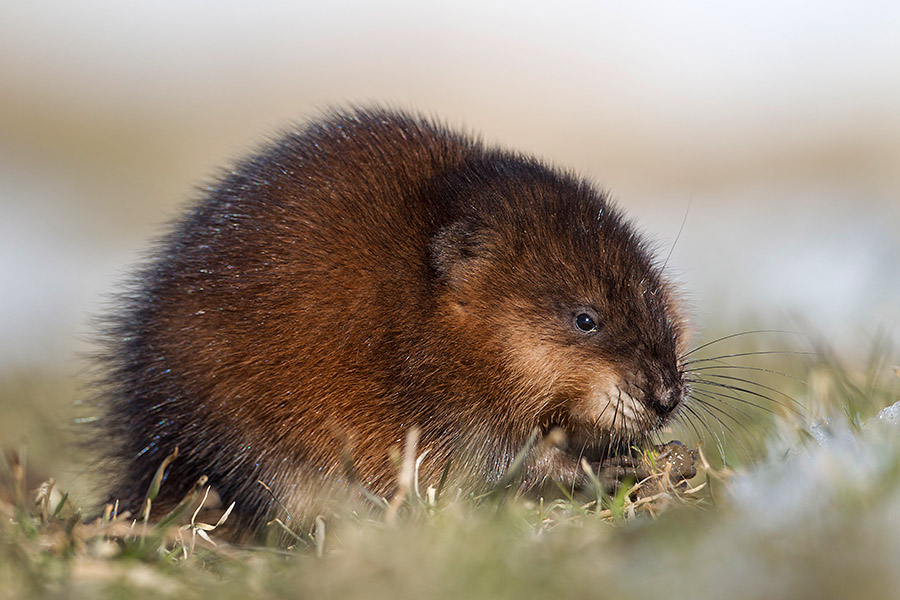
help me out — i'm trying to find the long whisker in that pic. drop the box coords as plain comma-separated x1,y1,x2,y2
661,411,686,446
687,363,806,385
686,377,805,417
690,389,763,430
683,350,819,367
684,401,740,461
711,430,729,467
612,391,621,446
680,330,797,359
661,197,691,275
681,403,718,445
690,395,756,439
684,383,777,416
689,372,804,409
673,404,706,446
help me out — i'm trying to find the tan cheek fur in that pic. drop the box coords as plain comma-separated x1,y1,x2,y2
500,319,652,435
569,382,653,433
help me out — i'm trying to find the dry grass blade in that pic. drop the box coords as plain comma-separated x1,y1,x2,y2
140,447,179,522
315,515,326,558
152,475,209,532
34,478,55,522
386,427,420,524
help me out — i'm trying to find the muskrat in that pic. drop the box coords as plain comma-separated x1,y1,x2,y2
95,108,689,537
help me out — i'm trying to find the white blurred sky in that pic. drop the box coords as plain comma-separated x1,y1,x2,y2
0,1,898,367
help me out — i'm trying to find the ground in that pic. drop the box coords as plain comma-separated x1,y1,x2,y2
1,335,899,600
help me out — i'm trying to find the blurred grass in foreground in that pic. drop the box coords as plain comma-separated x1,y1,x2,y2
1,334,899,600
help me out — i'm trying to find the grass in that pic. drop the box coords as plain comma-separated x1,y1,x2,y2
1,334,899,600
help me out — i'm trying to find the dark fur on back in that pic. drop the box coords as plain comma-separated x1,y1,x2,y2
95,108,685,537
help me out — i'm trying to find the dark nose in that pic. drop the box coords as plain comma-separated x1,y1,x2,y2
658,385,683,416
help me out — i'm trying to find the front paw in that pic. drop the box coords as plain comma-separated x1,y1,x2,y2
592,441,696,487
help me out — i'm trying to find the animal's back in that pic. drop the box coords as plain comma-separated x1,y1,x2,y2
99,111,478,531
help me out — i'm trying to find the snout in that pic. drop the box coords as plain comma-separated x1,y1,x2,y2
645,369,685,420
657,385,683,417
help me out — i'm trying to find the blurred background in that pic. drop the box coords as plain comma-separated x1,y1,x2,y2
1,1,898,491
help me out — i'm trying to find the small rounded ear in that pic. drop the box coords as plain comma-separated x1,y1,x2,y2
430,221,479,288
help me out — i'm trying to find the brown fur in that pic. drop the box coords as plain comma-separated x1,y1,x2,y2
96,107,688,539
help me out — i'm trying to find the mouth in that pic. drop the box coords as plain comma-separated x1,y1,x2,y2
529,380,685,488
560,424,638,463
536,389,672,467
531,419,694,493
537,416,641,466
567,388,659,437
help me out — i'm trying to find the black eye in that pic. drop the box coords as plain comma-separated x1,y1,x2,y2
574,311,598,333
